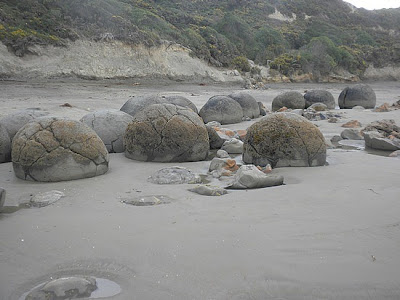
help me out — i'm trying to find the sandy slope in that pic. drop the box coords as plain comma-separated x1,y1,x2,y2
0,80,399,299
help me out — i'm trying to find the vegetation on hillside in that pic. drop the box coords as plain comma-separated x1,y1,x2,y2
0,0,399,78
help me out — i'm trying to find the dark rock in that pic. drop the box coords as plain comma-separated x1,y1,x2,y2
125,104,209,162
243,113,326,167
0,123,11,163
205,125,225,150
338,84,376,109
304,90,335,109
120,95,164,117
163,95,198,114
227,165,284,189
199,95,243,125
272,91,305,112
228,92,260,119
80,109,133,153
12,117,109,182
148,166,201,184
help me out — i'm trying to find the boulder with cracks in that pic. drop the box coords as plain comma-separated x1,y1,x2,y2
12,117,109,182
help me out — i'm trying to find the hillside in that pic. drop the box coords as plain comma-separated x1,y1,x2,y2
0,0,399,80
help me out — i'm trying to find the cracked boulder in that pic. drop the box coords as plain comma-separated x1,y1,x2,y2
243,113,326,167
228,92,260,119
0,123,11,163
338,84,376,109
304,90,335,109
120,94,165,117
125,103,209,162
80,109,133,153
199,95,243,125
272,91,305,112
12,117,109,182
0,108,49,140
163,95,198,114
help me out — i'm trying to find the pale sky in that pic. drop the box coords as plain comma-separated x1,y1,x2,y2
343,0,400,10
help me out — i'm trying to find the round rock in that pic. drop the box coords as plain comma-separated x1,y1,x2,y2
272,91,305,112
120,95,165,117
338,84,376,109
228,92,260,119
125,103,209,162
80,109,133,153
243,113,326,167
304,90,335,109
0,123,11,163
199,95,244,125
12,117,109,182
163,95,198,114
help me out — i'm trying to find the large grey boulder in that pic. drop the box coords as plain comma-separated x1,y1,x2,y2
228,92,260,119
338,84,376,109
227,165,284,189
0,108,49,140
304,90,335,109
199,95,243,125
0,123,11,163
243,113,326,167
364,131,400,151
163,95,198,114
80,109,133,153
125,103,209,162
120,95,165,117
272,91,305,112
12,117,109,182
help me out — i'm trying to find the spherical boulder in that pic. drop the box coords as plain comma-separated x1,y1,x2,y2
228,92,260,119
338,84,376,109
0,123,11,163
199,95,243,125
124,103,209,162
0,108,49,140
243,113,326,167
272,91,305,112
12,117,109,182
80,109,133,153
163,95,198,114
304,90,335,109
120,95,165,117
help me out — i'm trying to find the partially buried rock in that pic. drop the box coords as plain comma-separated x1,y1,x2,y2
216,149,230,158
243,113,326,167
120,95,164,117
148,166,201,184
228,92,260,119
12,117,109,182
189,185,227,196
221,138,243,154
163,95,198,114
80,109,133,153
272,91,305,112
364,131,400,151
304,90,336,109
227,165,284,189
125,104,209,162
25,276,97,300
199,95,243,125
30,190,65,208
342,120,361,128
0,123,11,163
209,157,239,178
373,103,390,112
338,84,376,109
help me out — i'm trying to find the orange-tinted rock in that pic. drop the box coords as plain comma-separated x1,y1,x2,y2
342,120,361,128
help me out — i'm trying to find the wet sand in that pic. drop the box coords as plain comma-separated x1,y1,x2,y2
0,80,400,299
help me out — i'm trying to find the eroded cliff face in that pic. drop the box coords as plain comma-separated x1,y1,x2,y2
363,65,400,81
0,40,243,82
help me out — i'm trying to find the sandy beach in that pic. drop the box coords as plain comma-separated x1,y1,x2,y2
1,79,400,299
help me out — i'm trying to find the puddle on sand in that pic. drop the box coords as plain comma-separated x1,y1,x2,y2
338,140,365,150
121,194,173,206
19,277,121,300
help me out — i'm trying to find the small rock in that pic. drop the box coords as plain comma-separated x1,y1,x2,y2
30,190,65,208
242,116,251,121
188,185,227,196
227,165,284,189
256,164,272,174
328,117,338,123
0,187,5,210
221,138,244,154
206,121,222,128
277,106,289,112
341,129,363,140
389,150,400,157
258,102,267,116
330,135,343,143
148,167,201,184
216,150,230,158
209,157,239,177
60,103,73,108
342,120,361,128
309,103,328,111
373,103,390,112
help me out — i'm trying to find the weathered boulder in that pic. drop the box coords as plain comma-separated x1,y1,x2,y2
272,91,305,112
364,131,400,151
0,123,11,163
80,109,133,153
338,84,376,109
304,90,335,109
12,117,109,182
228,92,260,119
227,165,284,189
199,95,243,125
362,119,400,138
148,166,201,184
0,108,49,140
120,95,164,117
341,129,363,140
221,138,243,154
125,104,209,162
189,185,227,196
163,95,198,114
243,113,326,167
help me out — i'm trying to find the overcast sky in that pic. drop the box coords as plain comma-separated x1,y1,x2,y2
343,0,400,10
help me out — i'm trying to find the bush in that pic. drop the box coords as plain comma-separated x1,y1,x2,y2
232,56,251,72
